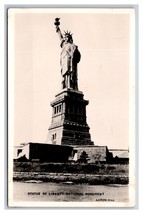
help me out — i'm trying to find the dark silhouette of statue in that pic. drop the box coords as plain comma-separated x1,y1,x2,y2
54,18,81,90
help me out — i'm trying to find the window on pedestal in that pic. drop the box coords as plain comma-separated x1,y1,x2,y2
59,105,61,112
54,104,62,115
52,133,57,144
70,105,73,113
54,107,56,114
79,105,83,114
75,105,78,113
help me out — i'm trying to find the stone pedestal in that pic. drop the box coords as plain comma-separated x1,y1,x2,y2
48,88,94,146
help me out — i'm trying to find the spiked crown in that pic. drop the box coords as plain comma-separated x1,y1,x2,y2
64,30,73,38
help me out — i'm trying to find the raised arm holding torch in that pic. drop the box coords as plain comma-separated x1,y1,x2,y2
54,18,81,90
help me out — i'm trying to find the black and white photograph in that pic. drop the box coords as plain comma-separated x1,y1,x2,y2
8,8,135,207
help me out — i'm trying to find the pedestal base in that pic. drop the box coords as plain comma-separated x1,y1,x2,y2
48,89,94,146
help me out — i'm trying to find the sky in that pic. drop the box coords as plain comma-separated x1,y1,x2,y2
8,8,134,149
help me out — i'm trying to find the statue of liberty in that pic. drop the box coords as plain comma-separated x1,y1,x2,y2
54,18,81,90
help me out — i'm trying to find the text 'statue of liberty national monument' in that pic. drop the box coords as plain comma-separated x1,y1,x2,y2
48,18,94,147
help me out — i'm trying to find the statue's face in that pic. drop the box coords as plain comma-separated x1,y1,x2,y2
64,35,70,43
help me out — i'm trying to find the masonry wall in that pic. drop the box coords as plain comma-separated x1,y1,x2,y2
76,146,108,163
48,126,63,145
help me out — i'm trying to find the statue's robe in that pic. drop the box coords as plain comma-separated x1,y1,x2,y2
60,40,81,89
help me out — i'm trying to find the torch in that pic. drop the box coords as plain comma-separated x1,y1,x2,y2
54,18,60,32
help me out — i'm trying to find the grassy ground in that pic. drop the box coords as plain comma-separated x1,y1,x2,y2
14,162,129,175
13,162,129,185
